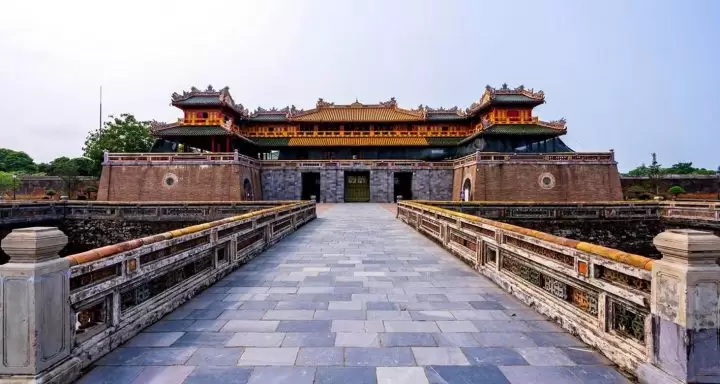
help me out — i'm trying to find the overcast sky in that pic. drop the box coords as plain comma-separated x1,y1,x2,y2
1,0,718,171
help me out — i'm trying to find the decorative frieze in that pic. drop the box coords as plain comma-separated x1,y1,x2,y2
504,235,575,267
139,235,210,265
70,263,121,291
595,265,651,294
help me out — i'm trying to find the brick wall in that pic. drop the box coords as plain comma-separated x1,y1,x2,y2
452,162,622,202
3,176,98,200
621,175,720,197
97,163,261,201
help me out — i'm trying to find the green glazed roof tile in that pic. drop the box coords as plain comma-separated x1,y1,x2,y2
426,137,465,145
482,124,563,136
153,125,231,136
252,137,291,146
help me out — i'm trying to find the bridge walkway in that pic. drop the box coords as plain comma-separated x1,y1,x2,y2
79,204,629,384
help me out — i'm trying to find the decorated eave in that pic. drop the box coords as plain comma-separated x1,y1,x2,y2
150,120,235,137
466,83,545,116
248,106,305,122
420,105,467,121
171,85,249,117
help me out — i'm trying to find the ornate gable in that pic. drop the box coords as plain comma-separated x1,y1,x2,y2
467,83,545,115
171,85,248,117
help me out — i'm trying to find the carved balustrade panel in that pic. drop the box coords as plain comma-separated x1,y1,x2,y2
501,252,598,316
120,253,214,311
609,298,647,344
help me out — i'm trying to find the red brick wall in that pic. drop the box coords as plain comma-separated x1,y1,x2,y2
97,164,261,201
452,163,623,202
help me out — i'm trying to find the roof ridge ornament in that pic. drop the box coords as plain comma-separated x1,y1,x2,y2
378,97,397,108
317,98,334,108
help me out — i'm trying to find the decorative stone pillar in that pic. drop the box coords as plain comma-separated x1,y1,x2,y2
0,227,77,382
638,229,720,384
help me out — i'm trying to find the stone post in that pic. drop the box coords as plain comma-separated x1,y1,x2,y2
0,227,78,383
638,229,720,384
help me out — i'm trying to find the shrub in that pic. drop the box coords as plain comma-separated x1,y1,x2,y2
45,188,56,197
668,185,686,197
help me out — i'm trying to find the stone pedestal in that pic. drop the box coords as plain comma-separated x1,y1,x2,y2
638,229,720,384
0,227,78,383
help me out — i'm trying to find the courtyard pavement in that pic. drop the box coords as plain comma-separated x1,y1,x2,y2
79,204,629,384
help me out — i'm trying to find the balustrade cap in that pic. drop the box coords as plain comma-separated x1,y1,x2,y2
653,229,720,263
1,227,68,263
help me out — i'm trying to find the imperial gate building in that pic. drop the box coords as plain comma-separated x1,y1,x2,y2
97,84,622,202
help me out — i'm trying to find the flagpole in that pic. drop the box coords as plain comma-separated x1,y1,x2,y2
99,86,103,129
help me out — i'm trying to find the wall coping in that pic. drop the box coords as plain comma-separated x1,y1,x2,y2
101,151,618,169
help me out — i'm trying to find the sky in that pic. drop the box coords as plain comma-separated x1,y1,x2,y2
0,0,718,172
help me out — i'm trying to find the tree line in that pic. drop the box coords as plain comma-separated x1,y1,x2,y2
624,153,719,200
0,114,153,198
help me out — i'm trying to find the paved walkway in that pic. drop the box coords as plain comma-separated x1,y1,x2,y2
80,204,629,384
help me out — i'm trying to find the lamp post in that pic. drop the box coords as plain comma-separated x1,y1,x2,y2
716,166,720,201
11,174,16,200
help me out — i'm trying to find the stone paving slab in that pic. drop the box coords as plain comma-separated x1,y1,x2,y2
78,204,630,384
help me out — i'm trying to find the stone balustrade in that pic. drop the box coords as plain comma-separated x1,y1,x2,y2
414,200,720,227
397,201,720,383
0,200,298,226
0,201,315,383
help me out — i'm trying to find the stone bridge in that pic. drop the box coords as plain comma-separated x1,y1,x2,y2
1,202,719,383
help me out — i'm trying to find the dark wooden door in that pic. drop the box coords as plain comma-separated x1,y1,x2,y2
344,172,370,202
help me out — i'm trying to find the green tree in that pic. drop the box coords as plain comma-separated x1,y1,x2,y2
668,185,686,198
627,164,649,176
0,149,36,173
0,171,19,199
648,153,663,196
82,114,154,176
665,162,716,175
46,157,83,197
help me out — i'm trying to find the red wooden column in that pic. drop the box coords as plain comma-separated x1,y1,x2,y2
211,136,215,152
226,137,230,152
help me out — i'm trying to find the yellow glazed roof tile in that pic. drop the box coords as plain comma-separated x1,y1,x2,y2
288,137,429,146
292,106,424,122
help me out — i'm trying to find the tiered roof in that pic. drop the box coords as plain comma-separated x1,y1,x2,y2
171,85,249,116
466,83,545,115
291,98,424,122
154,84,567,147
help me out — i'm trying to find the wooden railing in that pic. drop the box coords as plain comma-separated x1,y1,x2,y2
67,201,315,370
397,201,651,372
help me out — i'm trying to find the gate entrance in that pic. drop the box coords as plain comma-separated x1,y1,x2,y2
301,172,321,202
344,171,370,202
393,172,412,202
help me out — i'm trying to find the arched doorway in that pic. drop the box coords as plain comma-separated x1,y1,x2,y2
462,178,472,201
243,178,253,200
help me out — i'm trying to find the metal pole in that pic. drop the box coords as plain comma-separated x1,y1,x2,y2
99,86,103,130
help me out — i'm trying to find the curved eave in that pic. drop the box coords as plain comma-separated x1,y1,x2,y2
458,124,565,145
467,99,545,116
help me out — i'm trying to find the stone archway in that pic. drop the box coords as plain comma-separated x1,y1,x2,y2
462,178,472,201
243,178,253,200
